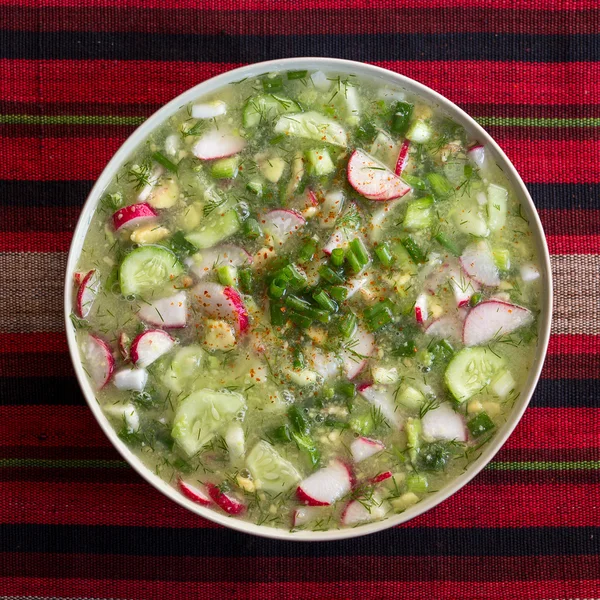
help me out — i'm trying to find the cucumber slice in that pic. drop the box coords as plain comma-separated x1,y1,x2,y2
185,209,240,249
403,196,433,231
453,197,489,238
162,345,205,393
305,148,335,176
119,245,184,297
242,94,300,128
172,388,246,456
487,183,508,231
444,347,506,403
246,441,301,494
274,111,348,147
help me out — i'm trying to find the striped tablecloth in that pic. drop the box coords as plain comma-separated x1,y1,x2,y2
1,2,598,598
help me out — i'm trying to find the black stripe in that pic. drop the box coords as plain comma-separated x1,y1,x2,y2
0,31,597,62
0,181,598,210
0,523,597,556
1,377,597,409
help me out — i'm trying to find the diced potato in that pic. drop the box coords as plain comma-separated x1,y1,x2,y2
203,319,237,350
148,177,179,209
467,400,484,414
372,366,399,384
429,298,444,319
284,367,319,387
252,246,276,271
179,202,203,232
391,492,419,512
413,104,433,120
482,401,501,417
258,156,286,183
130,224,170,244
237,474,255,493
306,326,327,346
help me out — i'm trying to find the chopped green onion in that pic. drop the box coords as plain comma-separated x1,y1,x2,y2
345,249,362,274
217,265,237,287
285,295,330,324
289,312,312,328
279,263,307,289
246,180,263,196
211,157,239,179
366,307,393,331
243,217,262,239
374,242,394,268
426,172,453,198
391,101,413,134
151,151,178,173
270,301,285,326
238,268,253,294
355,121,377,142
401,236,426,264
433,232,460,256
469,292,483,307
319,264,345,285
330,247,345,267
493,248,511,272
364,299,394,320
287,70,308,80
268,276,288,299
349,237,370,266
291,432,320,469
262,75,283,93
393,339,417,356
312,289,338,313
329,285,348,302
340,312,358,339
298,239,317,263
402,173,427,191
336,381,356,399
406,472,428,493
293,348,305,370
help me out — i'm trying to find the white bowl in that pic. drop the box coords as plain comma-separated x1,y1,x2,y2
64,57,553,541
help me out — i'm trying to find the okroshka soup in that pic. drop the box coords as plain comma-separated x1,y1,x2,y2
67,61,549,537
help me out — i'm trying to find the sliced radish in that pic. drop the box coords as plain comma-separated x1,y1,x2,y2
296,460,354,506
118,332,131,361
460,241,500,287
137,166,163,202
341,494,387,527
191,100,227,120
340,326,375,379
520,263,540,282
463,300,534,347
112,202,157,231
350,437,385,463
81,334,114,390
206,483,246,515
261,209,305,244
414,293,428,324
293,506,323,527
76,269,100,319
323,228,348,255
138,292,188,329
449,267,481,307
371,471,393,484
179,479,212,506
192,282,249,334
347,149,411,201
357,383,402,428
73,271,86,286
395,139,411,175
422,403,467,442
467,144,486,169
113,367,148,392
319,190,345,228
192,129,246,160
130,330,175,368
345,276,369,300
307,349,341,381
190,245,252,280
425,316,463,341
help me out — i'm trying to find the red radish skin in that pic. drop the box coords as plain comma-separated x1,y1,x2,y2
130,330,175,368
371,471,393,484
463,300,534,347
467,144,486,168
394,139,411,175
76,269,100,319
82,334,114,390
322,228,347,256
118,332,131,361
192,282,249,334
137,292,188,329
179,480,212,506
347,149,411,201
206,483,246,515
190,245,252,280
73,271,86,286
414,293,428,324
350,437,385,463
422,403,467,442
112,202,157,231
192,129,246,160
296,460,354,506
306,189,319,207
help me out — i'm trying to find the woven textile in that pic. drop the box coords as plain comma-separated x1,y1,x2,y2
0,1,598,598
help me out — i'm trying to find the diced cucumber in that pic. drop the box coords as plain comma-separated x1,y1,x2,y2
491,369,515,399
467,411,495,438
217,264,238,287
246,440,301,493
211,157,239,180
406,472,428,493
274,111,348,147
487,183,508,231
397,385,425,410
246,180,263,196
225,422,246,461
161,345,205,393
406,119,432,143
403,196,433,231
349,413,374,436
119,245,184,297
171,388,246,456
493,247,511,272
390,101,413,134
405,417,421,464
242,94,300,128
444,347,506,403
453,197,489,238
305,148,335,176
185,209,240,249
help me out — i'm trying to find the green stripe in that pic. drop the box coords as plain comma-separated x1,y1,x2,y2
0,458,129,469
474,116,600,128
0,114,145,126
487,461,600,471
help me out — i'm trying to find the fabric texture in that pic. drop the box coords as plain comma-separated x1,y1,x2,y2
0,1,598,598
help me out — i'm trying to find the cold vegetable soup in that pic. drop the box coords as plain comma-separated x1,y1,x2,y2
71,69,542,531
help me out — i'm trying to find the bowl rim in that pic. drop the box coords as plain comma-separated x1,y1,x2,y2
64,57,553,542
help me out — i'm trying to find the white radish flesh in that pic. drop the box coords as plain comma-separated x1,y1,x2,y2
191,100,227,119
357,383,402,428
76,269,100,318
112,202,157,231
467,144,486,169
520,263,540,282
261,209,305,244
293,506,323,527
130,330,175,368
460,241,500,287
296,460,353,506
137,292,188,329
341,495,387,526
422,403,467,442
192,129,246,160
463,300,534,346
347,149,411,201
192,281,249,333
425,316,463,342
319,190,345,229
179,479,211,506
113,368,148,392
340,327,375,379
350,437,385,463
81,334,114,389
322,228,348,255
190,245,252,279
137,166,163,202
